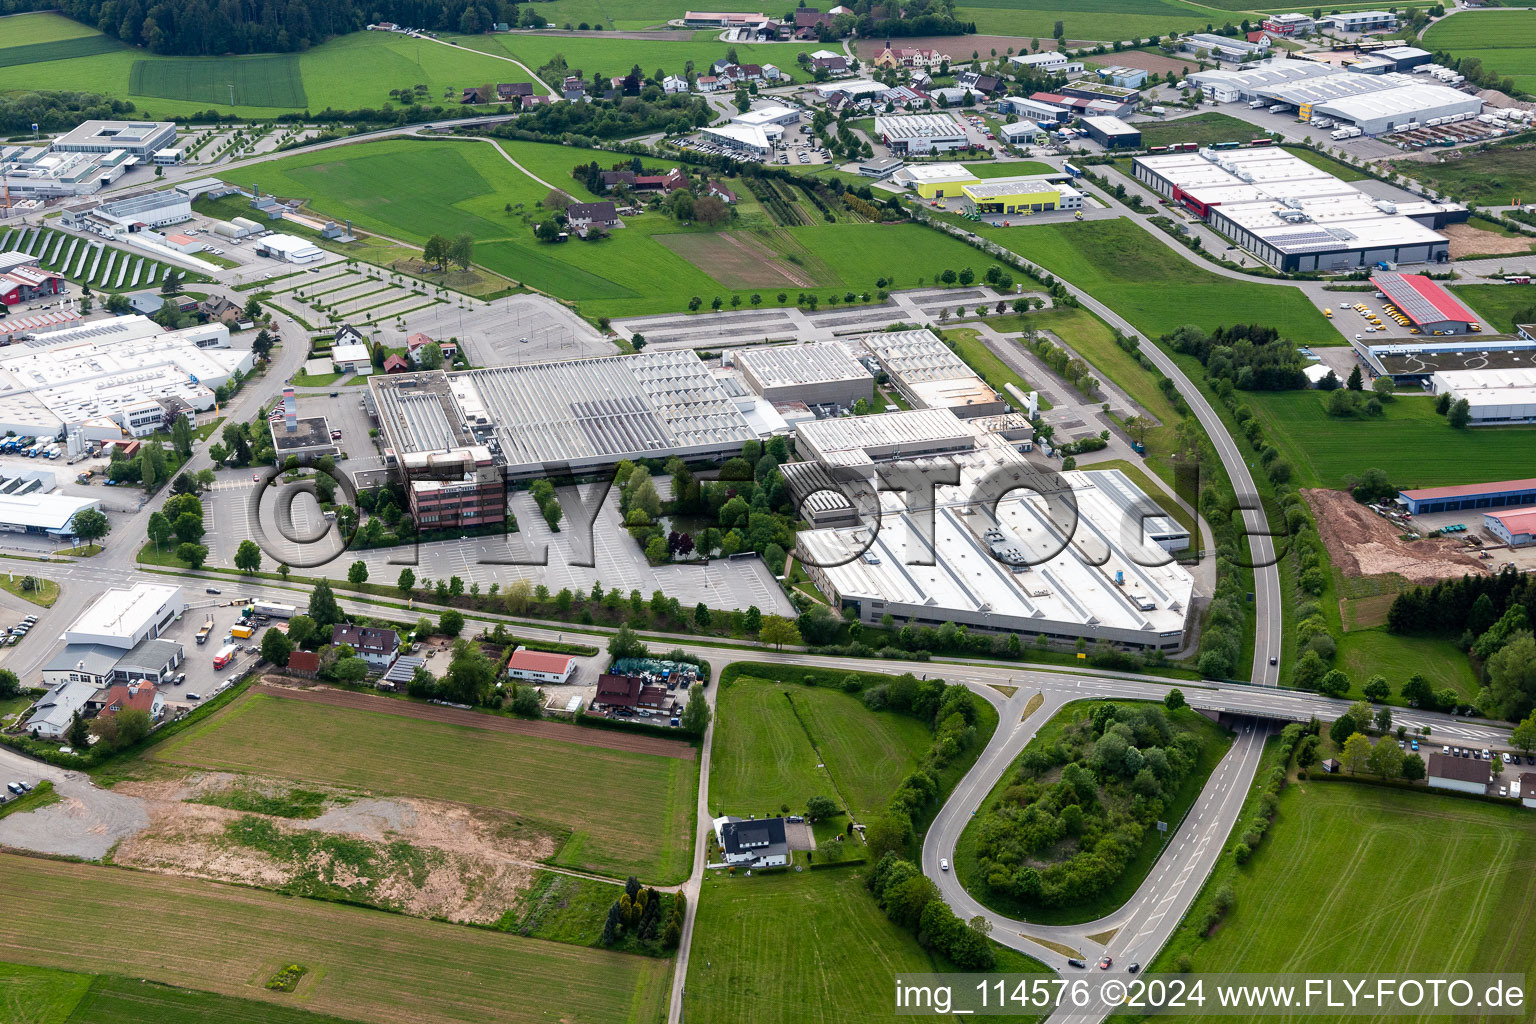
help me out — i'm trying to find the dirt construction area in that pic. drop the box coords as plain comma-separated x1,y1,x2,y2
257,682,695,759
1442,222,1536,259
110,772,555,924
1303,488,1488,583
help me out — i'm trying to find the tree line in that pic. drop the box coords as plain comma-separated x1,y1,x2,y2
41,0,517,55
1163,323,1310,391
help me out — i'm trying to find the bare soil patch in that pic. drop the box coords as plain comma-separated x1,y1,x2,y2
255,681,695,759
1443,222,1535,258
1302,488,1488,583
654,231,814,289
112,772,557,924
1084,49,1194,76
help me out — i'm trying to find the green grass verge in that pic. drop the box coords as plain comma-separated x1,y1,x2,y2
0,780,59,821
148,689,698,883
1149,776,1536,993
0,574,58,607
1448,283,1536,334
1136,112,1272,150
1393,133,1536,205
1423,10,1536,94
955,699,1233,925
946,326,1041,402
1336,628,1480,703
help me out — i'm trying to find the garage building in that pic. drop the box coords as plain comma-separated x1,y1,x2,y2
1484,509,1536,547
1399,478,1536,515
256,233,323,264
1426,752,1489,795
1371,272,1480,334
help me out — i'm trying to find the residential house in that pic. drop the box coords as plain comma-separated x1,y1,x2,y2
663,74,689,94
1518,772,1536,809
382,353,411,374
794,7,834,38
566,202,619,231
714,815,791,867
811,54,848,75
497,82,534,102
696,75,721,92
874,45,943,70
200,295,241,325
703,178,739,203
595,672,642,709
378,654,424,692
407,332,457,364
506,647,578,684
286,650,320,678
98,680,164,722
762,64,783,81
879,85,932,109
331,623,400,670
43,644,121,691
24,679,96,739
957,71,1006,95
824,92,850,113
334,323,366,346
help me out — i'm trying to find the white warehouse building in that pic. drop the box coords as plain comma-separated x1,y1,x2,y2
875,113,967,154
65,582,186,650
1429,368,1536,426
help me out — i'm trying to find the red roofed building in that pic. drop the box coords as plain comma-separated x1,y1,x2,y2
100,680,164,721
0,266,64,308
1371,272,1478,334
287,650,320,677
506,647,577,683
383,353,411,374
1399,478,1536,514
595,672,642,708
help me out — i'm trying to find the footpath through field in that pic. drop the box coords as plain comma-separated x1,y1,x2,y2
255,682,697,759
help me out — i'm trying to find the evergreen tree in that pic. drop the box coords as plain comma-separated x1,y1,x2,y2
308,578,342,628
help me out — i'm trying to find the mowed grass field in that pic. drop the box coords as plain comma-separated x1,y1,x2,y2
1449,283,1536,335
1397,144,1536,206
0,17,534,117
243,136,1019,316
975,217,1343,342
1155,782,1536,999
1424,10,1536,94
1336,629,1480,701
686,868,1044,1024
1243,390,1536,490
0,854,672,1024
955,0,1212,41
1136,112,1267,149
709,677,934,820
148,691,698,883
460,32,810,83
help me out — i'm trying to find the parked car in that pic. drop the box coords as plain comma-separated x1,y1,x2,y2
185,692,202,701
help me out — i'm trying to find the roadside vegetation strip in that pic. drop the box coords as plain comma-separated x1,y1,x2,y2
0,573,59,607
954,698,1234,926
0,780,58,821
147,689,698,882
0,853,672,1024
250,682,696,758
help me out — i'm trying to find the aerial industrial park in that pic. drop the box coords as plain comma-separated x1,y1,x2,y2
0,3,1533,1024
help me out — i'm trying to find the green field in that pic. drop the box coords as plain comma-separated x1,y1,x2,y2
239,136,1019,316
460,32,809,83
956,0,1212,41
1281,145,1367,181
1336,628,1480,702
1423,10,1536,94
955,700,1233,925
1449,283,1536,334
129,55,307,107
709,676,935,821
0,21,534,117
1154,781,1536,997
972,218,1343,343
966,160,1057,178
686,867,1046,1024
1395,141,1536,206
1136,112,1270,149
149,690,698,883
0,854,672,1024
1243,389,1536,490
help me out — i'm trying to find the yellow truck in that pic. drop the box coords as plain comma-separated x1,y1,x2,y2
230,624,254,640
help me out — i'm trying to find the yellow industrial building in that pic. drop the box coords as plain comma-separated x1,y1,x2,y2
959,175,1084,216
893,162,982,199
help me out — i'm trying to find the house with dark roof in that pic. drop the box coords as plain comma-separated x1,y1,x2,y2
333,323,366,346
331,624,400,670
1427,752,1492,795
498,82,534,101
714,815,790,867
794,7,834,38
957,71,1005,95
566,202,619,232
595,672,642,709
200,295,241,325
811,54,848,74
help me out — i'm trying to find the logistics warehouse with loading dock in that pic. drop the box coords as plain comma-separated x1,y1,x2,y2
1132,147,1463,271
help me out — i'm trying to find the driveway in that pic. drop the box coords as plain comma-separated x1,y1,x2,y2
0,746,148,860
